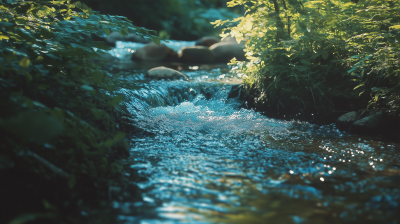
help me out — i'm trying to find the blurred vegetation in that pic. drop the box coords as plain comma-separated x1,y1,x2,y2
76,0,242,40
215,0,400,122
0,0,160,223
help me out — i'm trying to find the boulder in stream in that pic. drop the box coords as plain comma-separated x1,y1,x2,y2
337,111,358,130
195,36,220,47
178,46,215,63
147,66,188,80
132,43,176,62
221,36,238,43
210,42,246,63
349,112,385,135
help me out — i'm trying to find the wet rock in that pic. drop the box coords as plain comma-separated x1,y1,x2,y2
337,111,358,130
227,84,242,99
105,32,149,47
195,36,220,47
125,33,150,43
210,42,246,63
132,43,176,62
147,66,188,80
178,46,215,63
350,112,384,135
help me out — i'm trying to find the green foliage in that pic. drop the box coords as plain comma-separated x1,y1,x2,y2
346,0,400,116
216,0,358,118
0,0,157,223
217,0,400,119
77,0,241,40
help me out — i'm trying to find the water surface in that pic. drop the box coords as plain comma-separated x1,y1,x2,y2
109,42,400,224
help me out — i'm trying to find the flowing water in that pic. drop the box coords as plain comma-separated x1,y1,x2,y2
109,41,400,224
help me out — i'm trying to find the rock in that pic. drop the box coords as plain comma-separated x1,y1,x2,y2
132,43,176,62
105,32,149,46
227,84,242,99
105,32,125,46
195,36,220,47
221,36,238,43
336,111,358,130
350,112,384,135
178,46,215,63
210,42,246,63
147,67,188,80
124,33,149,44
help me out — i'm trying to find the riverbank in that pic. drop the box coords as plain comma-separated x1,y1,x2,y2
239,87,400,142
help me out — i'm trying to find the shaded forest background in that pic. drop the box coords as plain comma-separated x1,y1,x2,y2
75,0,243,39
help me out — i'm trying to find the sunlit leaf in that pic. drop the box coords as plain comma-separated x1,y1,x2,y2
19,57,30,68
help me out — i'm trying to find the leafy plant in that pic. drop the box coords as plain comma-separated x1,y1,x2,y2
0,0,159,223
346,0,400,116
214,0,360,121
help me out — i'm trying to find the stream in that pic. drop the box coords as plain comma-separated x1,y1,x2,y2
107,41,400,224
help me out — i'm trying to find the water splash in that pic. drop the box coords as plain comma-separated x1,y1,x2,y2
114,70,400,224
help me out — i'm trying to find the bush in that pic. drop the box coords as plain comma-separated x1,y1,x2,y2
215,0,400,121
215,0,359,121
0,0,159,223
346,0,400,116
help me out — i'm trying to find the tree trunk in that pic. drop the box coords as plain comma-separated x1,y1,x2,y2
272,0,284,42
280,0,291,38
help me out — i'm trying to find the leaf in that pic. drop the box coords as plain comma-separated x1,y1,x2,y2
353,84,364,90
295,66,308,72
104,139,114,147
389,25,400,30
300,59,311,65
91,70,103,85
8,213,41,224
36,84,49,90
0,22,14,27
108,95,124,106
103,29,111,35
0,34,9,40
151,36,160,45
92,109,106,119
70,43,87,50
0,111,64,144
81,85,94,91
19,57,30,68
8,213,56,224
34,64,49,76
113,132,125,141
